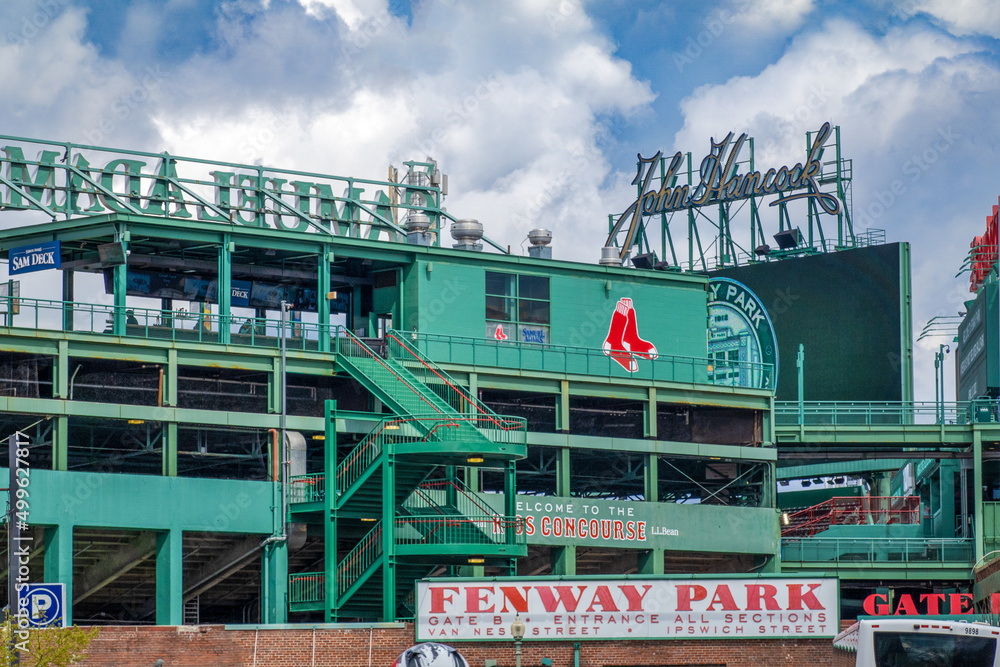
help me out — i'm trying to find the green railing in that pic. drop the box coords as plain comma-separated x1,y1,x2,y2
781,537,974,564
775,401,978,426
407,331,773,388
338,522,384,597
396,515,525,548
336,329,453,416
289,513,524,604
290,413,527,504
0,297,335,350
386,330,502,419
403,479,503,521
289,472,325,504
289,571,325,605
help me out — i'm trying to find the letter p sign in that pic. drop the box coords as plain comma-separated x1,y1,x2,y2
31,592,52,619
18,584,65,627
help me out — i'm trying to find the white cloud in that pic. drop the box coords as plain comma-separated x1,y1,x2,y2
729,0,815,32
913,0,1000,38
143,0,653,261
297,0,388,29
672,18,1000,401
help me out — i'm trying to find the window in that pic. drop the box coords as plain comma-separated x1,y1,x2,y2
485,271,550,344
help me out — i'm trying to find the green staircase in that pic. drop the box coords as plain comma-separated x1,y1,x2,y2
288,329,526,621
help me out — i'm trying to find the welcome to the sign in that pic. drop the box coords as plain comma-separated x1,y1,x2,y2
607,122,842,257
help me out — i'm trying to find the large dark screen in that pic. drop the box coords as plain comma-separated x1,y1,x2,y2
711,243,909,402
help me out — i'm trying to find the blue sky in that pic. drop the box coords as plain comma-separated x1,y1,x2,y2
2,0,1000,399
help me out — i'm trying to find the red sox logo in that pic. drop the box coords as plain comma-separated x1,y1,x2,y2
603,298,657,372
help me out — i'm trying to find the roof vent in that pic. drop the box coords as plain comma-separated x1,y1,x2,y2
599,246,623,266
451,219,483,252
527,229,553,259
405,212,432,245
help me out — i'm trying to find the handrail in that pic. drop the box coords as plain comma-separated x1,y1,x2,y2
396,514,524,547
336,327,448,416
781,537,973,565
407,330,774,388
782,496,920,538
775,400,981,426
404,479,502,519
288,412,528,505
386,330,499,419
338,522,383,597
0,296,331,349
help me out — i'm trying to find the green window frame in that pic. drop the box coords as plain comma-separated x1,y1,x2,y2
485,271,550,341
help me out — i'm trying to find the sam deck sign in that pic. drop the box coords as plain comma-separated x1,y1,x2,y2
417,577,838,641
10,240,60,275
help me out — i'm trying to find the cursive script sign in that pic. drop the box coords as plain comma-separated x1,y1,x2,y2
609,122,841,257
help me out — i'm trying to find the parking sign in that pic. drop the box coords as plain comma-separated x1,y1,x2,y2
17,584,66,628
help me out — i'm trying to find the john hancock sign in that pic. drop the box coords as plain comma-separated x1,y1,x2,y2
607,122,841,257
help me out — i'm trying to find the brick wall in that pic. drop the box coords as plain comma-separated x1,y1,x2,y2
69,624,840,666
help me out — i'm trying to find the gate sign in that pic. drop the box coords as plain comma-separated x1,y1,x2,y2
18,583,66,628
10,240,60,275
416,577,838,641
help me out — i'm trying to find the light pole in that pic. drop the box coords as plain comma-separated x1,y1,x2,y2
935,344,950,424
510,614,525,667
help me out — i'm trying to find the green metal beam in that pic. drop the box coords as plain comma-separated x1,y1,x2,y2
43,524,73,625
155,529,183,625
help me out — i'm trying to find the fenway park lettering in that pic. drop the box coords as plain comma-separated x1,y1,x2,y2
416,578,838,641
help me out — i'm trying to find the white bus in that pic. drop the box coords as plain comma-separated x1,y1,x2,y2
833,618,1000,666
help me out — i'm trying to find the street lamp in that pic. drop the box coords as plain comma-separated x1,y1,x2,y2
510,614,526,667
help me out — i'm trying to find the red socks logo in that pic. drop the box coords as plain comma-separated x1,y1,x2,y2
494,324,508,341
603,298,657,372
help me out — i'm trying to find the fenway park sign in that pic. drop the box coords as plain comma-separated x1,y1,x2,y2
416,577,838,641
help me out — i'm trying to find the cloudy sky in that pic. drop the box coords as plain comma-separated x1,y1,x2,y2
2,0,999,400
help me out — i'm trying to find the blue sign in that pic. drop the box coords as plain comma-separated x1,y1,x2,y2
9,240,60,275
17,583,66,628
231,279,252,307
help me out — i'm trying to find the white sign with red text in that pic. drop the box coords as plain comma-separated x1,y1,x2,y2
416,577,838,641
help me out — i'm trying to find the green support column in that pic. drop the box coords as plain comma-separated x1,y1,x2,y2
218,237,232,345
468,373,478,416
55,340,69,399
762,462,775,509
155,529,183,625
324,400,337,622
113,231,129,335
52,416,67,472
552,450,574,574
975,429,984,564
505,460,517,517
638,549,664,575
43,524,73,624
552,546,576,575
62,269,74,331
165,349,178,406
644,454,658,503
318,248,332,352
557,380,570,431
645,388,657,439
262,541,288,624
163,422,177,477
382,450,396,621
556,448,571,497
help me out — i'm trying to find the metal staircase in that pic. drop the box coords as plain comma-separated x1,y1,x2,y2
288,328,526,621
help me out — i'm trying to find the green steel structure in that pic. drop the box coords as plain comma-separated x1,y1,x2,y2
0,133,996,626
